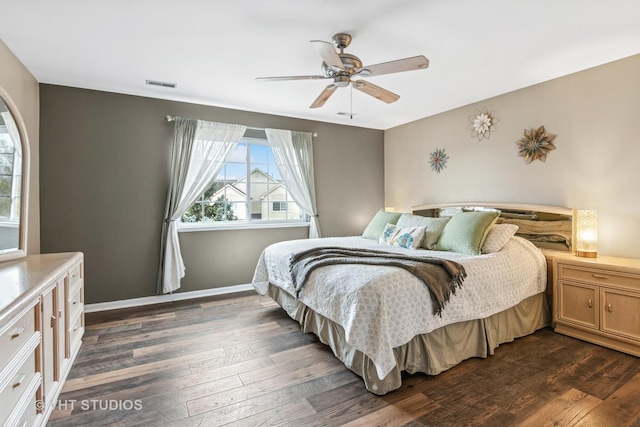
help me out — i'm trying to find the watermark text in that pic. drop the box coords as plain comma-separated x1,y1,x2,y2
36,399,143,412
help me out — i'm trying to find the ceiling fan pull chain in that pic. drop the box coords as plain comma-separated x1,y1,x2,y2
350,84,353,119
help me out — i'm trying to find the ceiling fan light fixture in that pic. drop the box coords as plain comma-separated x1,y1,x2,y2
333,75,350,87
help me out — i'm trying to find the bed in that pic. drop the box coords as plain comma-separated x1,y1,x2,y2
251,203,574,394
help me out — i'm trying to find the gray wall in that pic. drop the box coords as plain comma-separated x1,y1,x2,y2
385,54,640,259
39,85,384,303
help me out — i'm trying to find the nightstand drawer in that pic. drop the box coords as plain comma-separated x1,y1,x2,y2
557,263,640,289
0,306,36,370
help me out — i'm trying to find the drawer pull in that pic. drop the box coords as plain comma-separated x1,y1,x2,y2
72,300,78,305
588,299,592,308
11,327,25,339
592,274,609,279
608,303,613,312
12,374,25,388
51,315,57,328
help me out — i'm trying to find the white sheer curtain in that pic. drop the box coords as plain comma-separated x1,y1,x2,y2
265,128,321,238
158,118,246,294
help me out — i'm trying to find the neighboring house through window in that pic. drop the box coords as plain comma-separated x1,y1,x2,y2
272,201,287,212
0,122,20,222
181,138,304,226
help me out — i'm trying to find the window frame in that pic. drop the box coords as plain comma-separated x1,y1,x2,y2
177,136,309,232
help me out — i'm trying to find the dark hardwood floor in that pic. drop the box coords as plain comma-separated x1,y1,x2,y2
49,292,640,426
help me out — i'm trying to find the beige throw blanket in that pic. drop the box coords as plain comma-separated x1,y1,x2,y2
289,246,467,316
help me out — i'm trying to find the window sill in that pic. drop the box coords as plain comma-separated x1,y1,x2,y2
178,221,310,232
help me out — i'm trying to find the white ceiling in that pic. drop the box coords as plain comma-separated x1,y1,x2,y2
1,0,639,130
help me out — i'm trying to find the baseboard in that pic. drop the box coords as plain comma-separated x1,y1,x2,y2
84,284,255,313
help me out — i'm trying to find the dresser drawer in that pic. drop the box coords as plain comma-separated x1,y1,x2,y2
10,386,38,427
0,350,37,425
68,263,82,289
0,306,36,370
68,311,84,356
68,284,84,321
557,263,640,290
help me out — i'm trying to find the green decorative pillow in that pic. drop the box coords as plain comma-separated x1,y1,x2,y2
396,213,451,249
362,210,402,240
436,211,500,255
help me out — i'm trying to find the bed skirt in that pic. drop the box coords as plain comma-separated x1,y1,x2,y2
266,284,551,395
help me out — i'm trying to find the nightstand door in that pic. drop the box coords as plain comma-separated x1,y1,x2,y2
557,281,599,329
601,288,640,341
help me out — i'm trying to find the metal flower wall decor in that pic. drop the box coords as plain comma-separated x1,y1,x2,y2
467,107,497,141
429,148,449,173
516,126,556,164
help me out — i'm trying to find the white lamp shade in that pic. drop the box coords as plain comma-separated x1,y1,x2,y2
576,209,598,257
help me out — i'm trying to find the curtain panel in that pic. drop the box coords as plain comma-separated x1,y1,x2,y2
265,128,321,238
157,118,246,294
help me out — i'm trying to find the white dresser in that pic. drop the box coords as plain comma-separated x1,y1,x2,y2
0,253,84,426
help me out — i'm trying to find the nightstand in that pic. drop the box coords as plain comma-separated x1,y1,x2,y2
541,250,561,312
553,255,640,356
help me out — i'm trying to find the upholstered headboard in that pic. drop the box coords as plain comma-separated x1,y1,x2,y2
412,202,575,254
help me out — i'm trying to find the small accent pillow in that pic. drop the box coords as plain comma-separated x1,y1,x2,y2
436,211,500,255
362,210,402,240
396,213,451,250
481,224,519,254
379,223,426,250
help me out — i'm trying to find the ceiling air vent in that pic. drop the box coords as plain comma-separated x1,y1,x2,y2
145,79,177,89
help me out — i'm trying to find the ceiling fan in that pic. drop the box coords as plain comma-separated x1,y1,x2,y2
256,33,429,109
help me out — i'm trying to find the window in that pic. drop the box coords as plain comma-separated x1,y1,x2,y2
272,201,287,212
0,124,20,222
181,138,305,227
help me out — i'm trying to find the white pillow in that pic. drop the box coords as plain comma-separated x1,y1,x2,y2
379,223,426,250
481,224,519,254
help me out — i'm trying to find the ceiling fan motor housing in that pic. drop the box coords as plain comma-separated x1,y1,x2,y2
321,53,363,77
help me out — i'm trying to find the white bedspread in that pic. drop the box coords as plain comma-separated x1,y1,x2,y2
252,236,546,379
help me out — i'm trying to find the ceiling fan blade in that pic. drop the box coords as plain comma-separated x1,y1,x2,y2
352,80,400,104
310,40,344,70
363,55,429,77
256,75,329,82
310,84,338,108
